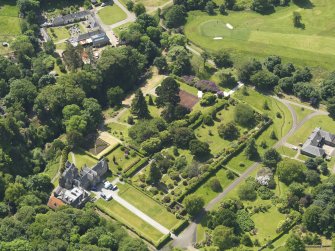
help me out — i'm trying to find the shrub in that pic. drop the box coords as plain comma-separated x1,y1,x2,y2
226,170,235,180
238,181,257,201
257,186,274,200
203,115,214,126
200,93,217,106
236,210,255,232
218,122,240,140
209,178,222,192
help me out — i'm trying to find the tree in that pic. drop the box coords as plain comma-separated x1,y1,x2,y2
201,51,210,67
107,86,124,107
166,46,191,76
219,4,226,14
252,0,274,14
264,55,282,72
213,50,233,68
238,59,262,83
189,139,210,157
218,71,236,88
172,127,195,148
218,122,239,140
126,0,134,11
250,70,279,90
277,159,305,185
327,98,335,118
131,89,150,118
213,226,239,250
6,79,37,110
119,238,148,251
205,1,215,15
286,234,306,251
4,183,26,205
43,40,55,55
156,78,180,107
153,56,168,73
262,148,282,169
209,178,222,192
200,93,216,106
293,11,303,28
244,138,259,160
304,169,320,186
224,0,236,10
133,3,146,16
62,43,83,71
146,162,162,184
164,5,186,28
234,103,255,127
184,194,204,217
238,181,257,201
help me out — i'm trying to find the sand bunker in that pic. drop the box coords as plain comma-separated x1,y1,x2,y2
226,23,234,30
213,37,223,40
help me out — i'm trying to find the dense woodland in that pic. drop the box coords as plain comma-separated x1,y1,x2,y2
0,0,335,250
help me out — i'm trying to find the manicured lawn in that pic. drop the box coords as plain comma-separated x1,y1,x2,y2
113,22,131,37
69,149,98,169
47,27,70,43
117,109,131,123
251,205,286,245
0,1,21,39
184,0,335,70
291,104,314,123
191,168,236,204
234,87,293,139
107,122,129,141
277,146,297,158
44,157,60,179
96,198,164,244
225,151,254,174
287,115,335,145
195,105,246,156
134,0,170,8
117,183,182,229
178,81,199,96
105,146,141,173
98,5,127,25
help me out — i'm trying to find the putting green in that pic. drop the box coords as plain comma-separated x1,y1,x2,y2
185,0,335,69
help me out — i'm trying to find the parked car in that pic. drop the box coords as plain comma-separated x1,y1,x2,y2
104,181,113,190
101,193,106,199
112,185,118,191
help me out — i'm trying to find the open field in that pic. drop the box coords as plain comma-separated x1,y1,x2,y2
277,146,297,158
184,0,335,70
98,5,127,25
96,198,165,244
288,114,335,145
68,149,97,168
117,183,182,229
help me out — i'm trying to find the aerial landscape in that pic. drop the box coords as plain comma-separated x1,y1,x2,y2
0,0,335,250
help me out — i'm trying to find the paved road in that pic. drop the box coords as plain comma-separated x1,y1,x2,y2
93,182,172,236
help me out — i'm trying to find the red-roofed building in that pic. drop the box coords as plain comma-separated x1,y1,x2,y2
47,194,65,210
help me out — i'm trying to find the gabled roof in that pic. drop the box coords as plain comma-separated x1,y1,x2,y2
301,128,335,157
47,194,64,210
301,144,325,157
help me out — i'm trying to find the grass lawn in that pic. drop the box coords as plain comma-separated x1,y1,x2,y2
251,205,286,245
291,104,314,123
44,157,60,179
178,81,199,96
0,1,21,55
47,27,71,43
226,151,254,174
195,105,246,156
277,146,297,158
191,168,236,204
287,114,335,145
69,149,98,169
117,183,182,229
113,22,131,37
117,109,131,124
98,5,127,25
107,122,129,141
96,198,164,244
105,146,141,173
184,0,335,70
234,87,293,140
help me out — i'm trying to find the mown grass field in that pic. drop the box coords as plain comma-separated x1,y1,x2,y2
105,146,141,173
117,183,182,229
290,104,314,123
98,5,127,25
184,0,335,70
96,198,165,244
0,0,21,55
47,27,71,43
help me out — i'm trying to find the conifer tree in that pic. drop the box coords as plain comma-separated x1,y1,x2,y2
131,89,150,118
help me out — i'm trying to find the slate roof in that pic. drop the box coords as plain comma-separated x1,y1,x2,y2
301,128,335,157
52,10,90,26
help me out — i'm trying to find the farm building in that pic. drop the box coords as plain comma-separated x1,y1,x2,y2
52,10,90,27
